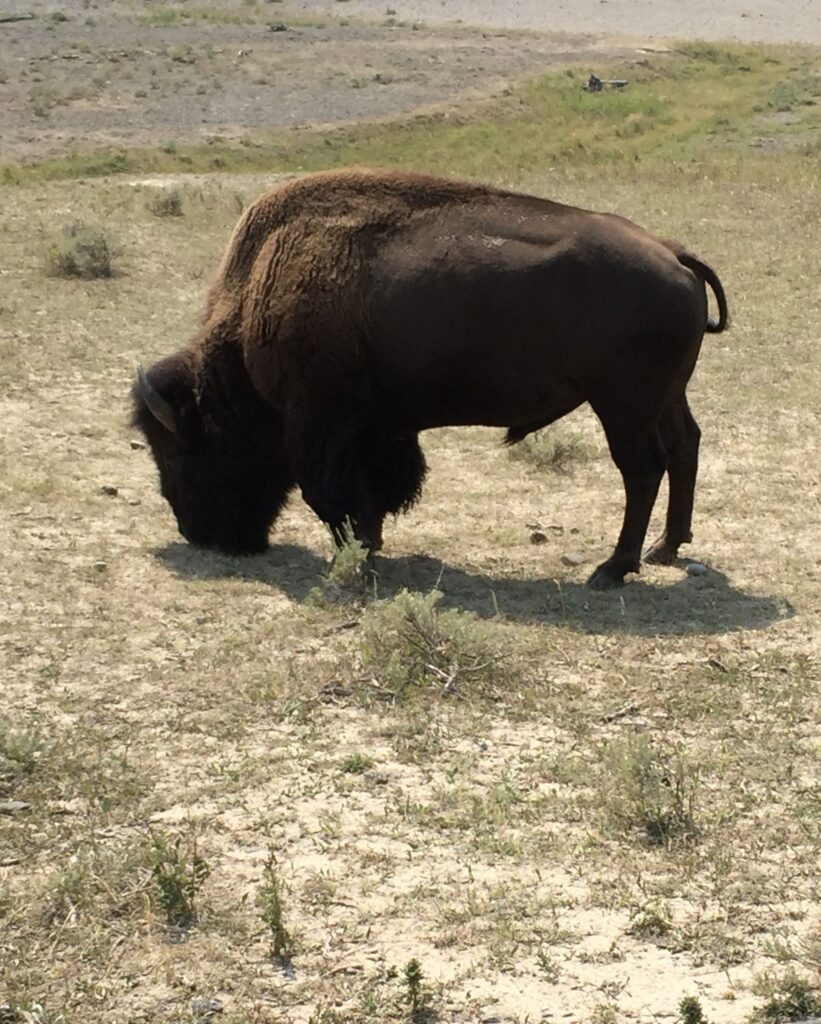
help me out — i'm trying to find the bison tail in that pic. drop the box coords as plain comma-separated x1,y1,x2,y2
675,251,729,334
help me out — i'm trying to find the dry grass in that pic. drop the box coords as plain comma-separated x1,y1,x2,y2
1,79,820,1024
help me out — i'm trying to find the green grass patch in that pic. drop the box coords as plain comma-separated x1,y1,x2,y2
3,43,821,184
138,5,260,27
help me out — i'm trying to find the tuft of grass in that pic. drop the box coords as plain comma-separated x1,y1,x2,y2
341,752,375,774
627,901,673,941
599,735,700,847
259,852,291,958
148,186,184,217
0,719,47,794
43,841,151,924
45,222,121,279
360,589,505,703
750,972,821,1023
509,427,596,472
148,830,210,928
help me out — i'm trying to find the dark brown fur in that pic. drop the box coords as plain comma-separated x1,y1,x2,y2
132,168,728,587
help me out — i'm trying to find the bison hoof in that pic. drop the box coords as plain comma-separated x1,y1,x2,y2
586,565,625,590
644,541,678,566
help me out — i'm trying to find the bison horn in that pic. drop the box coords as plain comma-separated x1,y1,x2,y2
137,364,177,433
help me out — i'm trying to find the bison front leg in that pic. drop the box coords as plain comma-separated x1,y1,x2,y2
329,511,384,554
588,427,668,589
644,396,701,565
296,418,426,557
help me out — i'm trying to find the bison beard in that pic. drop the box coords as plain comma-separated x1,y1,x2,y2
132,168,728,588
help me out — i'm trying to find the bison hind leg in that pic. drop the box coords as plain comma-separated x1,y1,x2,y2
644,395,701,566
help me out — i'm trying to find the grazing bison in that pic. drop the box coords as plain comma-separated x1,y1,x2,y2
132,168,728,588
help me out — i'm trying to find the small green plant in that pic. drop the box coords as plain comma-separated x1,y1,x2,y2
259,853,291,958
628,901,673,941
402,958,432,1021
600,734,700,846
30,85,59,119
536,948,561,983
750,972,821,1023
326,521,371,593
0,718,47,793
360,589,505,702
46,222,121,279
148,186,184,217
509,426,596,472
148,831,209,928
341,752,374,774
679,995,708,1024
590,1003,618,1024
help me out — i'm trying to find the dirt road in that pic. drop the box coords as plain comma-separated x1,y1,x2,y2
318,0,821,45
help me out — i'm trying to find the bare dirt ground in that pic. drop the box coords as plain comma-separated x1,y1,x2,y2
0,1,634,160
1,4,820,1024
4,0,815,163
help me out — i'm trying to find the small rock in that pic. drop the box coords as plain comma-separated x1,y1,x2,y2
530,530,547,545
190,998,223,1022
130,439,146,451
685,561,708,576
93,561,107,572
100,485,118,496
561,552,586,567
0,800,32,815
127,498,141,506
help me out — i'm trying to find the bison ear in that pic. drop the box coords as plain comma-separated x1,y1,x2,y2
133,356,200,439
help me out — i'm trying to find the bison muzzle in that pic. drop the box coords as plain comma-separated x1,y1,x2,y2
132,168,728,589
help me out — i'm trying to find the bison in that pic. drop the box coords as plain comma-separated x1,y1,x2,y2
132,168,728,589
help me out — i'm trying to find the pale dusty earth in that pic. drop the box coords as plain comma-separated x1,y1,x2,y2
1,3,820,1024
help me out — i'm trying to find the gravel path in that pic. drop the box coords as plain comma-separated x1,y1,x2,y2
319,0,821,45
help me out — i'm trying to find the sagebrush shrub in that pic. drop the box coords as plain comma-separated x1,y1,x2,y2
46,222,120,279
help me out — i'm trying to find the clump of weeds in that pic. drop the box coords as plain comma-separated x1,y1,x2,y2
750,971,821,1022
46,222,121,279
148,185,184,217
148,830,210,929
509,425,596,472
679,995,709,1024
259,852,291,959
599,734,701,846
360,589,506,703
627,901,673,942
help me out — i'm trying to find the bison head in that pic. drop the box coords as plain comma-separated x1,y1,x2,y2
131,355,283,555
